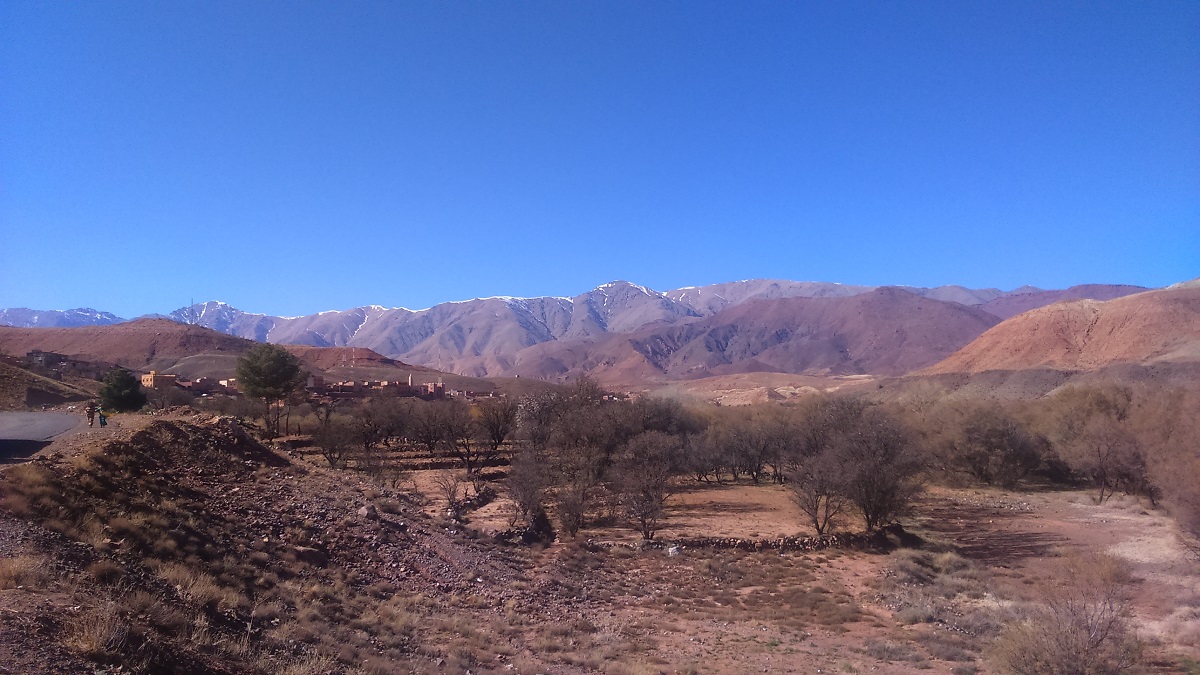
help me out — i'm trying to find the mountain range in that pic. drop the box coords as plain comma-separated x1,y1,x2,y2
0,279,1156,384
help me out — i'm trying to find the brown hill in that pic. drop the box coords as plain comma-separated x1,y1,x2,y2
282,345,428,373
0,320,468,386
976,284,1148,319
505,287,1001,384
925,286,1200,374
0,361,95,409
0,319,248,369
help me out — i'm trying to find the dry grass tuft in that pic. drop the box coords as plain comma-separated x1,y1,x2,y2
0,554,53,589
85,559,124,586
151,560,239,611
64,600,129,661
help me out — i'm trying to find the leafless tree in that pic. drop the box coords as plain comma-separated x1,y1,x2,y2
314,417,355,469
364,397,412,447
146,385,193,411
409,400,450,454
687,430,728,483
506,447,548,528
949,406,1044,488
555,485,588,538
704,411,776,483
310,397,337,423
789,449,847,535
475,397,518,464
517,389,566,453
432,470,466,512
1047,386,1148,503
547,406,609,536
437,400,487,490
613,431,684,540
835,407,923,531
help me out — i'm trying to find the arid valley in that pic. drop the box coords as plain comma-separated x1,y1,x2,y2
1,278,1199,673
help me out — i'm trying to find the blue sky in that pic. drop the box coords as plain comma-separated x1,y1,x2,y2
2,1,1197,318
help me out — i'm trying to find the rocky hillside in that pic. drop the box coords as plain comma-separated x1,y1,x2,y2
925,285,1200,374
0,415,539,672
0,361,94,409
503,287,1001,383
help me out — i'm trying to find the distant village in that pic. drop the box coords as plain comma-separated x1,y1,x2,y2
22,349,491,402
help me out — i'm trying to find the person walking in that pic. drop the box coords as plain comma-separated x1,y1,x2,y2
97,407,107,428
85,402,97,427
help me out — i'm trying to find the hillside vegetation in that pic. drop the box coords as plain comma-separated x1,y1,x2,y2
2,371,1198,672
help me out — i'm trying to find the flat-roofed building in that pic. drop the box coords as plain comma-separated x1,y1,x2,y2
141,371,179,390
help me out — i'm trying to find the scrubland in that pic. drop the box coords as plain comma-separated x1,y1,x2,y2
2,380,1199,673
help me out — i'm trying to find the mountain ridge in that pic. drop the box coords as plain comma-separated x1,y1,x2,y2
1,279,1155,382
2,279,1150,330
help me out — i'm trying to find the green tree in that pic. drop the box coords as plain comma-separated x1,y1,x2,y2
234,344,306,438
98,368,148,412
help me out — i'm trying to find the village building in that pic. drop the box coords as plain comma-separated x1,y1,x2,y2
141,371,179,390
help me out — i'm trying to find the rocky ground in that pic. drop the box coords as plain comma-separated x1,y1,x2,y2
1,410,1198,673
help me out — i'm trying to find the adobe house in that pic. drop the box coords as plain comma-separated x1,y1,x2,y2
141,370,179,390
26,350,68,367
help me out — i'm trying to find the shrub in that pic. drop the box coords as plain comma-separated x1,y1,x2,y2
989,554,1141,674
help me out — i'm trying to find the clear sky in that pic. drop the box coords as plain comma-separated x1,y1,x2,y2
2,1,1197,318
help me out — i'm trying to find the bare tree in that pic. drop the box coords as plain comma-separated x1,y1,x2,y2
555,485,588,538
705,411,777,484
475,397,518,464
314,417,355,469
568,376,607,406
687,430,728,483
351,404,385,454
362,397,412,447
409,400,450,455
432,470,466,513
506,447,548,529
146,385,193,411
517,389,566,454
613,431,684,540
633,396,708,438
440,400,486,489
775,396,870,533
1047,386,1147,503
1138,389,1200,553
949,406,1044,488
789,449,847,535
310,398,337,424
548,406,609,537
835,407,923,531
